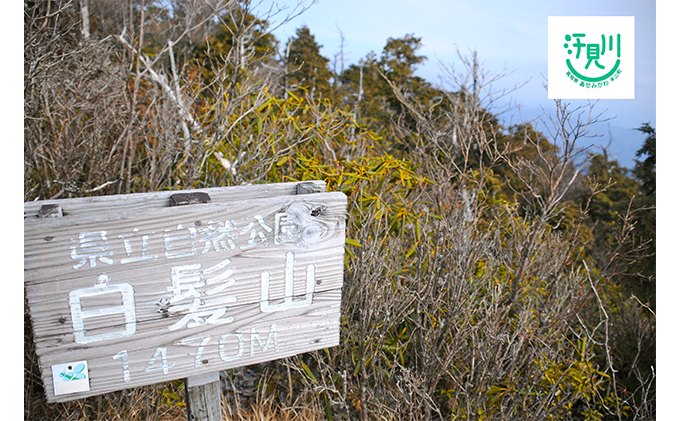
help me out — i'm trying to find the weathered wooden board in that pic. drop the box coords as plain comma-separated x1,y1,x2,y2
24,182,347,403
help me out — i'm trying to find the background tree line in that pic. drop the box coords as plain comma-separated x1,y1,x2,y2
25,1,655,419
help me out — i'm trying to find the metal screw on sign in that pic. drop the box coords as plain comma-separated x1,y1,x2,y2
38,204,63,218
169,192,212,206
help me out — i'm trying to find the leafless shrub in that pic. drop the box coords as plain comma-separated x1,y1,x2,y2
281,54,652,420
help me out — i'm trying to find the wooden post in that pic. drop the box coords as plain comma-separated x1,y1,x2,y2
186,372,222,421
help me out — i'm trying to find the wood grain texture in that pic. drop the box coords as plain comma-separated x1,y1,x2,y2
186,380,222,421
24,181,326,219
24,182,346,403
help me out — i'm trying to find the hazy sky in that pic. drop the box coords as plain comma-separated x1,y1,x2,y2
256,0,656,166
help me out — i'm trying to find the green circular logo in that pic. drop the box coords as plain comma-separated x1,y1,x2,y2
563,32,623,89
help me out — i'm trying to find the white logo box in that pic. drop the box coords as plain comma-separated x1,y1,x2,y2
548,16,635,99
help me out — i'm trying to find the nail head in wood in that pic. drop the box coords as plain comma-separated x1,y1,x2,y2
169,192,211,207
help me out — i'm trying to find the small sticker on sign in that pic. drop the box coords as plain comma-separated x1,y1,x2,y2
51,361,90,395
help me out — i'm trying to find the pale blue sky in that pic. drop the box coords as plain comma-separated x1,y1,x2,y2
256,0,657,167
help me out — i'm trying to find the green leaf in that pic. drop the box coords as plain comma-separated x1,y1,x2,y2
300,361,318,384
256,117,263,134
487,385,506,395
344,243,355,257
255,96,274,112
345,238,362,247
352,359,361,376
405,243,417,258
324,394,335,421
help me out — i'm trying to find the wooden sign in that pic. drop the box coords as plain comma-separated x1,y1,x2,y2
24,181,347,403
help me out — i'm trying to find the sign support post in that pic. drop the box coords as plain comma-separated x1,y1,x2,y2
186,373,222,421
